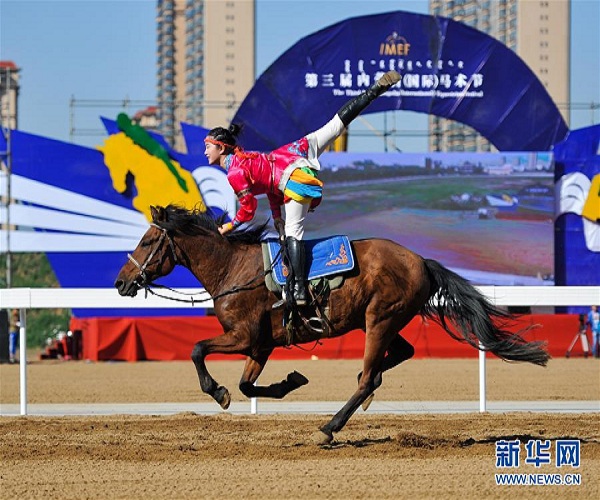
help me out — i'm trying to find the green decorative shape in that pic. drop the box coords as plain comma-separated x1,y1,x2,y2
116,113,188,192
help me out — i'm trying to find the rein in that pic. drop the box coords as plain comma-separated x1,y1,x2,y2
144,269,272,304
132,224,284,305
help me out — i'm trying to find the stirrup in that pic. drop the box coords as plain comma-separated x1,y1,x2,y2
274,294,306,308
272,287,289,309
272,298,286,309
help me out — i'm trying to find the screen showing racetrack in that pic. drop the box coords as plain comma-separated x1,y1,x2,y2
283,152,554,286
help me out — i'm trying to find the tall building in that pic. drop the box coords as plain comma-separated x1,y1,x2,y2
0,61,20,131
157,0,255,151
429,0,570,151
1,61,20,287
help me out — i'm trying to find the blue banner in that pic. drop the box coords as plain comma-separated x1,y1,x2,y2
554,124,600,305
234,10,568,152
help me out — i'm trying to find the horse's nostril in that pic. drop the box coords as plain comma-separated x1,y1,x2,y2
114,279,123,290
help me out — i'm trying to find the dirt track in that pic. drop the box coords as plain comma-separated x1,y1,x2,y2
1,357,599,499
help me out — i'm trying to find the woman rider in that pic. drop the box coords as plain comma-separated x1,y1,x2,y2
204,70,400,306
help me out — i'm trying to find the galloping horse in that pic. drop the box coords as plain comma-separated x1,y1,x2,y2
115,205,549,444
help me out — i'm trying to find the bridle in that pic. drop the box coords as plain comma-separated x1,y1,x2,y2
127,223,177,288
127,222,279,304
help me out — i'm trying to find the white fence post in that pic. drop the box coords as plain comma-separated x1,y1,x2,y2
479,347,486,413
250,381,258,414
19,308,27,416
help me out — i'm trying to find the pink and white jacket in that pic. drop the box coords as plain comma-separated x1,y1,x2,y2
226,138,320,226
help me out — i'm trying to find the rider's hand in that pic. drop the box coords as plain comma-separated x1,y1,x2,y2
218,222,234,235
274,218,285,242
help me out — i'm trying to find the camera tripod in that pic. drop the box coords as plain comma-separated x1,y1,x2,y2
565,316,590,358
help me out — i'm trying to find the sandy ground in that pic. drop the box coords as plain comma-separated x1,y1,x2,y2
1,356,599,499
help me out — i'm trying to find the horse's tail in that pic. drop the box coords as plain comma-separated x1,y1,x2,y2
421,259,550,366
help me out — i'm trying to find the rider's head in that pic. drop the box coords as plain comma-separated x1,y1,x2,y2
204,124,241,166
206,124,240,149
204,124,249,166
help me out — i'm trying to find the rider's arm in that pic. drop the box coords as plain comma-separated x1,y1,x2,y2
266,191,284,220
227,168,258,228
232,189,258,227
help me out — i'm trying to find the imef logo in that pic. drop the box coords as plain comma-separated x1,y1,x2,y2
379,32,411,56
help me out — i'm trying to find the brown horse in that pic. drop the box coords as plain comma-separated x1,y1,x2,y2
115,205,549,444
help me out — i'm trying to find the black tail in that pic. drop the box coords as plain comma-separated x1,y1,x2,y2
421,259,550,367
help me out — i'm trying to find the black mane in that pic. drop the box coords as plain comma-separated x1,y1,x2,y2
158,204,268,245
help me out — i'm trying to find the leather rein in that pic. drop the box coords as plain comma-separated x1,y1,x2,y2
128,224,280,304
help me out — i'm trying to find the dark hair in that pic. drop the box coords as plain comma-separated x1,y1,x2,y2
156,204,269,245
207,123,242,152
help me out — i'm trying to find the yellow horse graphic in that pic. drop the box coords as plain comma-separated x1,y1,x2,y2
98,132,205,222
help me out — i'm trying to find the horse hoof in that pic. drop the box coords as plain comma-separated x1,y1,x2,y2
215,386,231,410
313,429,333,445
219,392,231,410
362,392,375,411
288,371,309,387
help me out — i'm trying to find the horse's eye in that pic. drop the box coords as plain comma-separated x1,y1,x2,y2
140,240,152,248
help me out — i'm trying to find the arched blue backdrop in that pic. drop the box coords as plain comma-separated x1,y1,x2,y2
233,10,568,153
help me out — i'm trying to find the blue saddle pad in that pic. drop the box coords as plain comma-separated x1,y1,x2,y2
267,235,355,286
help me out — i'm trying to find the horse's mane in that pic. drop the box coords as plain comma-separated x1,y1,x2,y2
157,204,268,245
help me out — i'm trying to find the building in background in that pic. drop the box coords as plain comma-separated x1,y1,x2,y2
0,61,20,131
429,0,570,151
132,105,159,131
0,60,20,287
156,0,255,150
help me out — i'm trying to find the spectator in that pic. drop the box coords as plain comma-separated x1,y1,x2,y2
9,309,20,363
587,305,600,358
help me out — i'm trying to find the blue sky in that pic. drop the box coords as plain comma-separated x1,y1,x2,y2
1,0,598,152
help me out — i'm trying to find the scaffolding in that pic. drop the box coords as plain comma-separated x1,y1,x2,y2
68,95,599,153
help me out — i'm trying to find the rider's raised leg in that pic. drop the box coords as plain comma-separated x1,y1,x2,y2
306,70,401,156
337,70,400,127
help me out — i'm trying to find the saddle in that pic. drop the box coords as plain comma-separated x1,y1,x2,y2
261,236,355,344
262,235,354,289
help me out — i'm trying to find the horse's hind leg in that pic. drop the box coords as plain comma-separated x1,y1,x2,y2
317,323,393,444
238,355,309,399
360,333,415,410
381,332,415,371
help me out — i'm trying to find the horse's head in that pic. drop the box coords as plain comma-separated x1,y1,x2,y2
114,206,179,297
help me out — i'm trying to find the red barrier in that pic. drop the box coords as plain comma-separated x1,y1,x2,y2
71,314,586,362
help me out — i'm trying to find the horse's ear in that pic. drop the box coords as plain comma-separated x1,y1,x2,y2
150,205,166,223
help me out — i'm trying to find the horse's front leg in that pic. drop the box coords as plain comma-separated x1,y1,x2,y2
191,331,249,409
238,354,309,399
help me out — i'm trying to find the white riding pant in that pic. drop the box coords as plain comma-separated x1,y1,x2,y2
283,199,310,240
305,114,346,159
283,115,345,240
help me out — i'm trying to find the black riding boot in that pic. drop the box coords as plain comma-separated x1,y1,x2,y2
337,70,400,127
286,236,307,306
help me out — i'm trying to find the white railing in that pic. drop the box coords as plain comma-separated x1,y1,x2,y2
2,286,599,416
